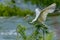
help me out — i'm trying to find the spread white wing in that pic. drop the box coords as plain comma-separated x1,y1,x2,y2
38,3,56,23
30,8,41,23
30,3,56,23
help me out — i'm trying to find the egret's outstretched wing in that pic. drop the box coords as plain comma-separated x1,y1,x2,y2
38,3,56,23
42,3,56,13
30,8,41,23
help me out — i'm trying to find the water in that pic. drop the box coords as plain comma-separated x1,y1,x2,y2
0,16,35,40
46,16,60,40
0,16,60,40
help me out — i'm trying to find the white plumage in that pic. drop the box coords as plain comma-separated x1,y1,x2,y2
30,3,56,23
30,8,41,23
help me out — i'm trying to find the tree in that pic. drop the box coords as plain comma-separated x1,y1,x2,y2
24,0,60,8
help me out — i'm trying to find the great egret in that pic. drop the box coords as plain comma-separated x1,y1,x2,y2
30,3,56,24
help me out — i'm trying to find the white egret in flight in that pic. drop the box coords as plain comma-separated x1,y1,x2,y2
30,3,56,24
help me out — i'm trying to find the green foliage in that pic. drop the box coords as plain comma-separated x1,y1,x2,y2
46,32,54,40
0,3,34,17
0,0,59,17
0,0,34,17
48,12,60,17
17,23,54,40
24,0,60,8
17,25,27,40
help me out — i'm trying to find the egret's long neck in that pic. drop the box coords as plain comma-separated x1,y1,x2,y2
34,9,41,20
30,9,41,23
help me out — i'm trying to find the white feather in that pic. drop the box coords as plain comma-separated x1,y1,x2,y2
30,3,56,23
30,8,41,23
38,3,56,23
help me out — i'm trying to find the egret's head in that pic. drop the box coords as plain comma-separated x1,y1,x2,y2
35,8,41,15
35,8,40,12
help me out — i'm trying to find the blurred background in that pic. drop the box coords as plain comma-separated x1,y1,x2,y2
0,0,60,40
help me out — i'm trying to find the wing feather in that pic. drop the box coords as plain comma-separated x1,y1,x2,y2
38,3,56,23
30,3,56,23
